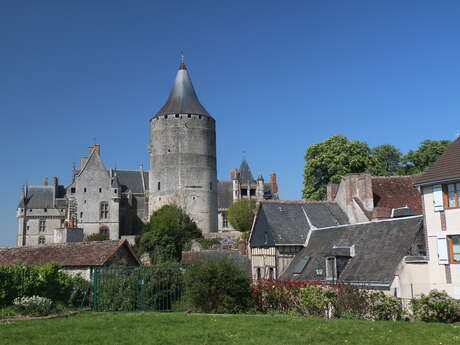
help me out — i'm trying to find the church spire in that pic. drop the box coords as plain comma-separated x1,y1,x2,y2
155,59,210,117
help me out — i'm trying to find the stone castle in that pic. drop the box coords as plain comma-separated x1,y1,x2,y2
16,61,279,246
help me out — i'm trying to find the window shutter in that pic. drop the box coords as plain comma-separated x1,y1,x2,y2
433,185,444,212
437,235,449,264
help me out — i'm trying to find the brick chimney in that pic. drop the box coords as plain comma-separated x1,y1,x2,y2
327,183,339,201
230,168,239,180
269,173,278,194
44,177,49,186
239,239,247,256
80,157,88,169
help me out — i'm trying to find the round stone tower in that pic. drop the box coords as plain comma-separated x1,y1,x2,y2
148,60,218,234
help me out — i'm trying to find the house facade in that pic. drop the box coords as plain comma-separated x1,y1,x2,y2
414,136,460,298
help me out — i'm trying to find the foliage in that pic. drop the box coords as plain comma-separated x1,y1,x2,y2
137,205,202,264
183,238,222,251
400,140,451,175
302,135,376,200
334,284,372,319
0,263,73,306
294,284,337,318
94,267,183,312
411,290,460,323
370,144,402,176
67,275,91,308
251,279,309,313
184,258,252,313
368,291,402,321
85,232,109,241
13,296,53,316
302,136,452,200
227,199,257,232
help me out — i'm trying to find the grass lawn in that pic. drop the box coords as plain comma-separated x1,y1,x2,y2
0,312,459,345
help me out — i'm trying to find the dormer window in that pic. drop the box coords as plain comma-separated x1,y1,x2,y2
444,183,460,209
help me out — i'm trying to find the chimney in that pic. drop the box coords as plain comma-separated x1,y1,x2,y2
44,177,49,186
53,176,58,188
80,157,88,169
269,173,278,194
230,168,239,180
327,183,339,201
239,239,247,256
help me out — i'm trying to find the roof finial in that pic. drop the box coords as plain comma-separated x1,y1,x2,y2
179,52,186,70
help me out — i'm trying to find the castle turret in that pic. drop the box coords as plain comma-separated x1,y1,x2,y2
149,60,217,234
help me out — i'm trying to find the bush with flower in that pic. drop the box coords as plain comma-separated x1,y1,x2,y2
13,296,53,316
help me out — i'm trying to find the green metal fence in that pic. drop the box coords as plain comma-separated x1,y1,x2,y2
91,265,186,312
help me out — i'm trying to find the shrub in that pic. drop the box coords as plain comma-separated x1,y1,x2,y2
411,290,460,323
184,258,252,313
13,296,53,316
334,285,371,320
294,284,337,318
86,232,109,241
368,291,402,321
252,279,307,313
68,276,91,308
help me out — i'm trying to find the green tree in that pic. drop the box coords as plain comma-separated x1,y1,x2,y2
137,205,202,264
85,232,109,241
369,144,402,176
184,258,252,313
400,139,451,175
302,135,376,200
227,199,257,232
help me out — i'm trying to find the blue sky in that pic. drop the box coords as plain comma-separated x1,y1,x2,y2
1,1,459,246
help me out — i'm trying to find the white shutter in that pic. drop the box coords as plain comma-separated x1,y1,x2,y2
437,235,449,265
433,185,444,212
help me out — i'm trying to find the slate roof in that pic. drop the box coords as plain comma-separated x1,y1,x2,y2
414,136,460,186
281,216,423,286
371,176,422,215
155,62,210,117
249,201,349,247
0,240,140,267
181,249,251,276
113,170,149,194
18,186,55,209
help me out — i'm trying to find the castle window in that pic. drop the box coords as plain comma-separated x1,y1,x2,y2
114,189,118,194
44,208,47,212
241,188,248,196
250,189,256,196
164,115,168,119
80,212,83,219
100,202,109,219
158,182,161,191
38,236,45,245
26,225,29,231
175,114,179,118
99,188,102,193
71,187,75,193
39,219,46,232
199,115,202,119
84,200,86,204
188,114,191,118
84,188,87,193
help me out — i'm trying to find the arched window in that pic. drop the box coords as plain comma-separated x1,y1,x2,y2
100,202,109,219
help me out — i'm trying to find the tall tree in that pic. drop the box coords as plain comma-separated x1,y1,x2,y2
227,199,257,232
137,205,202,264
302,135,375,200
370,144,402,176
400,139,451,175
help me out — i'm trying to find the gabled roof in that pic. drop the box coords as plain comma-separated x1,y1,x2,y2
77,147,107,177
414,136,460,186
155,62,210,118
113,169,149,194
249,201,349,247
0,240,140,267
281,216,423,285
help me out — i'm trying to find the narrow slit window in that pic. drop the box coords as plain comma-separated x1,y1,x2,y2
158,182,161,191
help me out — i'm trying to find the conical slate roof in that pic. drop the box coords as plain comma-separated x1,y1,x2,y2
239,159,255,182
155,62,210,117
